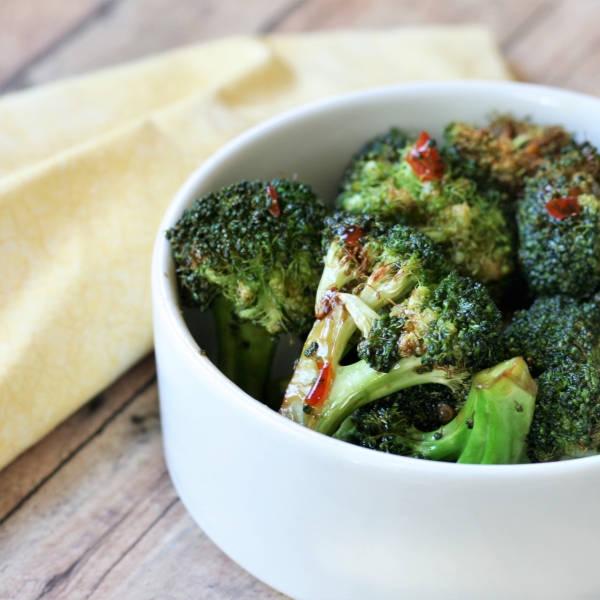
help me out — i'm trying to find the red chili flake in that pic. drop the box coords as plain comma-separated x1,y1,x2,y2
545,196,582,220
267,185,280,216
405,131,444,181
315,289,340,320
305,360,333,406
340,225,364,246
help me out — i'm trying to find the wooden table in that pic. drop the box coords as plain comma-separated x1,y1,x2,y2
1,1,599,597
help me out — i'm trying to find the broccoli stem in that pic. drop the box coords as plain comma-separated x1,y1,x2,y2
411,357,537,463
212,296,277,402
315,355,468,436
335,357,536,464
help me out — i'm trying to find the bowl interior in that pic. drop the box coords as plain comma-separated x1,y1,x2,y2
157,80,600,458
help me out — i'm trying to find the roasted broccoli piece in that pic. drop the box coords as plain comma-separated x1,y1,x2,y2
517,170,600,298
280,218,505,436
337,129,515,285
335,357,536,464
504,295,600,376
280,215,452,424
442,114,589,194
528,360,600,462
167,179,326,401
504,296,600,461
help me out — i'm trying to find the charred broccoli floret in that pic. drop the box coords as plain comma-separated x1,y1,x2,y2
442,114,589,194
280,216,505,436
280,215,452,425
504,295,600,376
335,358,536,464
517,170,600,298
337,129,515,285
167,179,326,401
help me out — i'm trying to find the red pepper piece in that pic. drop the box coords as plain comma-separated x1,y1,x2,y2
405,131,444,181
545,196,582,220
267,185,281,216
306,360,333,406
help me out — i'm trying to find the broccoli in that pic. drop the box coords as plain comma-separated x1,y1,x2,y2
442,114,587,194
337,129,515,285
528,360,600,462
280,218,505,436
334,357,537,464
166,179,326,401
517,170,600,298
504,295,600,376
504,296,600,461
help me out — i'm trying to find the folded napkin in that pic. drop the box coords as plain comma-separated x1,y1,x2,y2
0,27,512,470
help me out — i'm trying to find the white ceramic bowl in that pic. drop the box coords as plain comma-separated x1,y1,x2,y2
152,81,600,600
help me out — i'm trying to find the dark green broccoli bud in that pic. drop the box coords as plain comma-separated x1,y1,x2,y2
528,359,600,462
357,312,404,373
504,295,600,376
167,179,326,401
518,171,600,298
337,128,515,285
280,219,452,424
341,384,463,445
335,357,537,464
442,114,581,194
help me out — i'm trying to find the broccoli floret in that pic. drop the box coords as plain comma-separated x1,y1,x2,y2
518,171,600,298
337,129,515,285
280,216,452,424
528,360,600,462
281,228,505,436
504,297,600,461
335,357,537,464
167,179,326,401
442,114,584,194
504,295,600,376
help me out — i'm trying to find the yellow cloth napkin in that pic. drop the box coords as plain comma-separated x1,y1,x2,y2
0,27,512,470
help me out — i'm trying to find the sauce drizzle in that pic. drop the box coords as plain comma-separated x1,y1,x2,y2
545,196,581,220
305,360,333,406
267,185,281,216
340,225,364,246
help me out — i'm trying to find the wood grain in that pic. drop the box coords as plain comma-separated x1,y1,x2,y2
8,0,304,90
276,0,550,46
0,0,110,89
0,382,287,599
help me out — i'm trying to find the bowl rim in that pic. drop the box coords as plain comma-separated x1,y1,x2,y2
153,79,600,477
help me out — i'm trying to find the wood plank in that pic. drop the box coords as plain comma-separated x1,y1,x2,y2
504,0,600,92
0,0,109,89
9,0,304,90
0,382,287,599
276,0,550,47
0,354,156,523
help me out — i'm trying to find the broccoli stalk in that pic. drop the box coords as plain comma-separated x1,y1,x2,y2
211,296,277,400
167,179,326,402
334,357,537,464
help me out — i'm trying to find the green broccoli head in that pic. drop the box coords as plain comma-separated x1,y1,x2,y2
167,179,326,336
504,295,600,376
337,128,515,285
358,273,504,375
518,171,600,298
528,359,600,462
335,357,537,465
442,114,580,193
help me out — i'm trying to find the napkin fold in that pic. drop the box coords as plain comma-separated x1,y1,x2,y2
0,27,512,470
